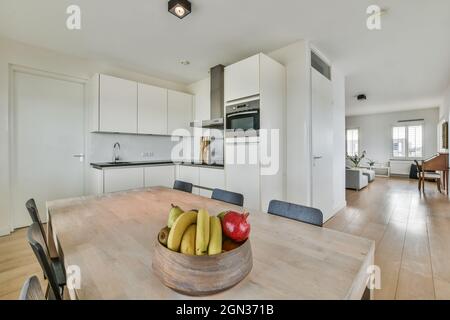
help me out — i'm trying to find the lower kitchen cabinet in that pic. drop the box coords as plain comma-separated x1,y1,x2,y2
144,165,175,188
103,167,144,193
199,167,225,190
225,139,260,210
175,165,225,197
199,188,213,198
176,165,200,186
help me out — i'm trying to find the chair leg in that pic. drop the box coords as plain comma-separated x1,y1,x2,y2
437,179,441,193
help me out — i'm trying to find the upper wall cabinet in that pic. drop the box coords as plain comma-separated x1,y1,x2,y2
138,83,168,135
168,90,193,136
225,54,260,102
92,74,138,133
89,74,193,136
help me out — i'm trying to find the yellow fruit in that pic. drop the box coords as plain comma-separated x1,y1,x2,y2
208,216,222,255
167,211,197,252
195,209,210,255
180,224,196,255
167,204,184,228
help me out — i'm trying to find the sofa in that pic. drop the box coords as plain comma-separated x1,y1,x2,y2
361,169,375,182
346,168,369,190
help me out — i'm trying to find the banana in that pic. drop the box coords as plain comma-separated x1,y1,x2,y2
167,211,197,252
208,216,222,255
195,209,210,255
180,224,196,255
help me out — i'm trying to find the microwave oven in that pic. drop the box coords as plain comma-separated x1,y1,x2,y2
225,100,260,135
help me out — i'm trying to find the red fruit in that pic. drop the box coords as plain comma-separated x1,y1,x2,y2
222,211,250,242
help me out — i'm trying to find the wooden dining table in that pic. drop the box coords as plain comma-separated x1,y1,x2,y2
46,187,375,300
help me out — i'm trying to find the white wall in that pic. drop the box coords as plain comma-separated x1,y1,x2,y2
0,37,189,235
439,78,450,120
269,41,346,216
269,41,312,206
346,108,440,166
188,77,211,121
332,67,346,213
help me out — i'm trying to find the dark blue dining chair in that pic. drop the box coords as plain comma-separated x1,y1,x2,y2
211,189,244,206
173,180,193,193
267,200,323,227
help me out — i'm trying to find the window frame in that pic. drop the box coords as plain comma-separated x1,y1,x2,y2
346,128,360,157
391,122,425,160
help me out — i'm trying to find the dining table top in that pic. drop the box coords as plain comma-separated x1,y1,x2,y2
46,187,375,300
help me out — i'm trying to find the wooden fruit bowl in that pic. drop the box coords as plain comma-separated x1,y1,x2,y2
152,239,253,296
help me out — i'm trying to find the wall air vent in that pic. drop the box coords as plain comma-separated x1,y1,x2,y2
311,51,331,80
398,119,424,123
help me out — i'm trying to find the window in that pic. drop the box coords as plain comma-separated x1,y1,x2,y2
392,126,406,157
346,129,359,156
392,124,423,158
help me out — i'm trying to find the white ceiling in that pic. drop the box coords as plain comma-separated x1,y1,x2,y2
1,0,449,115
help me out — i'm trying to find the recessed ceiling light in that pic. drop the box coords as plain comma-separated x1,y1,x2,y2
180,60,190,66
168,0,191,19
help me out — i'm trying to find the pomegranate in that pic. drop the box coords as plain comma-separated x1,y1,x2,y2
222,211,250,242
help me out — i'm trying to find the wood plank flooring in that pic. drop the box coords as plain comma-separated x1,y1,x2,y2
0,177,449,299
326,176,450,300
0,227,44,299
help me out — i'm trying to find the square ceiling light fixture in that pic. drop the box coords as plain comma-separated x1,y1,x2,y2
168,0,191,19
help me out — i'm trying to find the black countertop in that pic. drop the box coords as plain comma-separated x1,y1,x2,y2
90,161,224,170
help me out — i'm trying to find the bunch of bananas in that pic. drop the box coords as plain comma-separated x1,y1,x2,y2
158,206,222,256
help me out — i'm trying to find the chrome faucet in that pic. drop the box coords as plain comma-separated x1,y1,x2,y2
112,142,121,162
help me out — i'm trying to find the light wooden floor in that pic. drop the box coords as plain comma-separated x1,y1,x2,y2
326,176,450,300
1,177,449,300
0,227,44,299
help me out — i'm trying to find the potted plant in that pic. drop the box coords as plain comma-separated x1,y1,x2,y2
366,158,376,169
346,150,366,168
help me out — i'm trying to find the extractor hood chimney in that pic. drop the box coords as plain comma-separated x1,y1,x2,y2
190,64,225,129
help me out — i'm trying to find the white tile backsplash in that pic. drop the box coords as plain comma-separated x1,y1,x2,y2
89,133,178,163
89,133,224,164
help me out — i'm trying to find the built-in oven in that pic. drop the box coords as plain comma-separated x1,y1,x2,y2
226,100,260,136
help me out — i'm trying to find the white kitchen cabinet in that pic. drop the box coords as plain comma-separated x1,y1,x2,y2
225,138,260,210
97,74,138,133
144,165,175,188
103,167,144,193
199,189,213,198
176,165,199,186
199,168,225,190
138,83,168,135
89,168,104,195
225,54,260,102
168,90,193,136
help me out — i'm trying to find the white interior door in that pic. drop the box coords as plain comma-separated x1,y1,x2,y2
12,70,85,228
311,68,334,221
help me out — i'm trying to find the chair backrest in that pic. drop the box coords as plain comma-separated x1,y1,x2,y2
27,223,62,300
173,180,193,193
25,199,49,251
268,200,323,227
211,189,244,206
19,275,45,300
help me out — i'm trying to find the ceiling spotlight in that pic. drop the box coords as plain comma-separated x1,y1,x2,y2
356,94,367,101
168,0,191,19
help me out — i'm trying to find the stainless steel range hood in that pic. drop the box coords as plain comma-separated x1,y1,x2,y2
190,64,224,129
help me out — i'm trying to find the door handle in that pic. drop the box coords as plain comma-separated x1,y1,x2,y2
73,154,85,162
313,156,323,160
